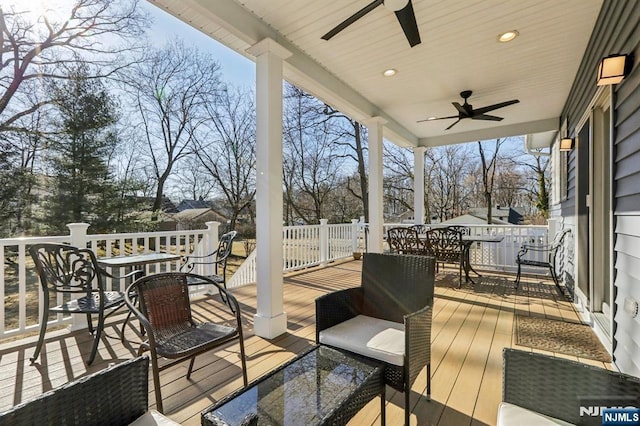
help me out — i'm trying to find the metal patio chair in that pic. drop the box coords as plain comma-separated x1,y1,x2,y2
386,226,427,255
514,228,571,289
29,243,141,365
423,227,465,287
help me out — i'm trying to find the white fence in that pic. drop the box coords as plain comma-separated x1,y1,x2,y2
1,220,546,340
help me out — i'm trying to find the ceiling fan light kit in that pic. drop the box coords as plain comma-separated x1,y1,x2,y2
417,90,520,130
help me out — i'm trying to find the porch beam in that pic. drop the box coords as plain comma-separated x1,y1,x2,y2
365,117,386,253
246,38,291,339
419,117,559,147
414,147,426,224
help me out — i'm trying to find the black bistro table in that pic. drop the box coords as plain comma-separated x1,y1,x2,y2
202,345,385,426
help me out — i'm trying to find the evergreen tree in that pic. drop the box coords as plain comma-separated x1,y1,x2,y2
44,64,119,233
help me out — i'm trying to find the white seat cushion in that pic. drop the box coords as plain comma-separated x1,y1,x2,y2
497,402,575,426
318,314,404,366
129,409,182,426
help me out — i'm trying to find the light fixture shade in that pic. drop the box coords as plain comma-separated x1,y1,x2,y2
559,137,574,152
384,0,409,12
597,54,632,86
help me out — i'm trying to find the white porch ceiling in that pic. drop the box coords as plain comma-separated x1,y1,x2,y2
149,0,603,149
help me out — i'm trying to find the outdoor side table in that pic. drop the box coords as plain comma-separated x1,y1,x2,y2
202,345,385,426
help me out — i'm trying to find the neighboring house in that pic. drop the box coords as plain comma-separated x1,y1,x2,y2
440,213,511,226
175,197,214,212
466,206,524,225
552,1,640,376
172,208,228,231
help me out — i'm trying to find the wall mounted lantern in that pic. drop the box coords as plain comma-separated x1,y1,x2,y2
559,137,574,152
597,53,633,86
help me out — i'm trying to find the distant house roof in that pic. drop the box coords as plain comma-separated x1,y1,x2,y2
173,208,219,222
467,206,523,225
440,214,511,226
176,198,214,212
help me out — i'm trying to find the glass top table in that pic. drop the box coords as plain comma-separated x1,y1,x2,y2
202,345,385,426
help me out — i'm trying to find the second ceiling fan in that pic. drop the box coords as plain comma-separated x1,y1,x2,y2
418,90,520,130
322,0,421,47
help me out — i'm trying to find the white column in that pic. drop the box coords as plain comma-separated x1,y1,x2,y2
246,39,291,338
414,147,426,224
365,117,386,253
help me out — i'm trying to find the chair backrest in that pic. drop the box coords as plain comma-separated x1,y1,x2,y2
361,253,435,323
410,224,427,234
132,273,194,334
29,243,103,296
445,225,470,236
386,227,425,255
216,230,237,263
423,227,463,262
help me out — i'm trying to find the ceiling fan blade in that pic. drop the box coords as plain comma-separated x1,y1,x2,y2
417,115,459,123
322,0,383,40
452,102,470,116
394,0,421,47
473,99,520,115
445,119,461,130
472,114,504,121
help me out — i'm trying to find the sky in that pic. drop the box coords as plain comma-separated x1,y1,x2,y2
141,2,256,89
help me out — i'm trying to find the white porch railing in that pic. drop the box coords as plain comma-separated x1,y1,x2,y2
1,220,547,340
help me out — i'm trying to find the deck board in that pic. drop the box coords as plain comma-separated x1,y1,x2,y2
0,261,604,426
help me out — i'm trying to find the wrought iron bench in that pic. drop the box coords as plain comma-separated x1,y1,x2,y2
500,348,640,426
0,356,179,425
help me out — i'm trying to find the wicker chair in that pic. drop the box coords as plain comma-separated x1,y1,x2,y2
500,348,640,425
0,357,167,425
316,253,435,426
386,226,427,255
514,228,571,289
125,272,248,413
423,227,464,287
29,243,141,365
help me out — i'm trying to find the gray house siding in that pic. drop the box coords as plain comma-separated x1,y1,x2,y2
556,0,640,376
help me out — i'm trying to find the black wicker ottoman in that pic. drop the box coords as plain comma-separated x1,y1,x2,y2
202,345,385,426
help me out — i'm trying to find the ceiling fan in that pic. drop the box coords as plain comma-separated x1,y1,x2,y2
417,90,520,130
321,0,421,47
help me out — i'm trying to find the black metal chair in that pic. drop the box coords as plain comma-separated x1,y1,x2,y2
386,226,427,255
29,243,141,365
316,253,435,426
423,227,465,287
180,230,237,298
410,224,427,234
514,228,571,289
125,272,248,413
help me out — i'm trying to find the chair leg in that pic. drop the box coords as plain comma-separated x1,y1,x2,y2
87,313,102,365
426,363,431,401
151,354,164,413
239,337,248,386
186,356,196,379
30,308,49,363
404,386,410,426
514,262,522,289
86,313,94,334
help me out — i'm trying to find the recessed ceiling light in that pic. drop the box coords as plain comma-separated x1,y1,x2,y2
383,68,397,77
498,30,519,43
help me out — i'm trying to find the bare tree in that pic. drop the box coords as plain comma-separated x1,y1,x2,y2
126,40,223,220
283,85,345,223
477,138,507,223
519,150,550,219
195,86,255,229
428,145,474,221
0,0,147,134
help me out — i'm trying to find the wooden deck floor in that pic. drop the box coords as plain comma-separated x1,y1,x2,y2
0,260,610,425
